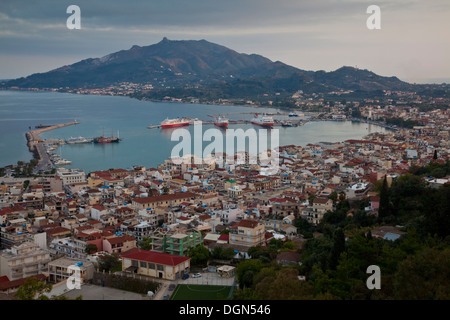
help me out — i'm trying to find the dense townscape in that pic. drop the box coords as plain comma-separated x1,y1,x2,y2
0,97,448,300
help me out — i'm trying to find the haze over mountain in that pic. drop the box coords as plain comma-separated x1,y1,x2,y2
1,38,445,99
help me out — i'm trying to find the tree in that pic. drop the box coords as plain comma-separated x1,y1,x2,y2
85,244,98,254
98,253,122,273
235,259,264,289
253,268,314,300
378,176,390,220
394,248,450,299
14,277,52,300
188,245,210,267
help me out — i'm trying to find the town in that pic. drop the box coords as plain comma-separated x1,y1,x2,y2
0,99,448,300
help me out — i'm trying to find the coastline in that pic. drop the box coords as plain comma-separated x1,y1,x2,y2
25,121,79,172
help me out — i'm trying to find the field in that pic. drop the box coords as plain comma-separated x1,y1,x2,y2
170,284,233,300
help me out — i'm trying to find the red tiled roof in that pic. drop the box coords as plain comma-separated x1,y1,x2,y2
0,275,47,291
121,249,190,266
218,234,229,242
231,219,260,229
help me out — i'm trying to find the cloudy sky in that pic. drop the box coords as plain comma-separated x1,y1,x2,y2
1,0,449,83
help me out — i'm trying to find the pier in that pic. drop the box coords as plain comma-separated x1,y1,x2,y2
26,121,79,172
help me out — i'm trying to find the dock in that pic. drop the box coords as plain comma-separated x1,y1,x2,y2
26,121,79,172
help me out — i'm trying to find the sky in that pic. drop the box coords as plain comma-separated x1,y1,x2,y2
0,0,449,83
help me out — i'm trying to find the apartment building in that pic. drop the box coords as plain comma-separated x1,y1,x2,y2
0,241,51,281
47,257,94,285
229,219,265,247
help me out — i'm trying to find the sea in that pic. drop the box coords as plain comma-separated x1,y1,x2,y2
0,90,391,173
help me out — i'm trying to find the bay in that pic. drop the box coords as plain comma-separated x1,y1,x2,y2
0,90,391,172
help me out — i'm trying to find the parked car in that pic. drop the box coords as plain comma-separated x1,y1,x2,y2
182,273,189,280
192,273,202,278
163,294,170,300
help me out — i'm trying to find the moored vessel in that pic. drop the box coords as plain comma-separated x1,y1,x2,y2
160,118,190,128
214,116,229,128
251,114,274,127
66,136,93,144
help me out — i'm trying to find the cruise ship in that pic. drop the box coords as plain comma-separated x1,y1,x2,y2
214,116,229,128
160,118,190,128
250,114,274,127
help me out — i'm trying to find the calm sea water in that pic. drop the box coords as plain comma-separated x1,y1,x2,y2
0,90,390,172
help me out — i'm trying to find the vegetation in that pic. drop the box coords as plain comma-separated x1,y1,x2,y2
98,253,122,273
232,173,450,300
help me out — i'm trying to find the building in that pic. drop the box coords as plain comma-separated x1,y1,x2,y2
0,274,47,296
146,229,203,256
57,168,87,185
0,242,51,281
121,249,190,280
229,219,265,247
47,257,94,285
132,192,196,211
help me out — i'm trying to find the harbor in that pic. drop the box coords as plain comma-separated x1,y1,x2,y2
147,112,307,130
25,121,80,172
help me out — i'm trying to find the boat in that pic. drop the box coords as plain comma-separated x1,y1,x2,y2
250,114,274,127
93,136,120,143
281,121,294,127
214,116,229,128
93,130,121,143
160,118,190,128
54,159,72,166
35,124,53,129
66,136,93,144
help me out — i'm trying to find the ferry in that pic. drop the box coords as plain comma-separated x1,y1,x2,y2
214,116,229,128
160,118,190,128
250,114,274,127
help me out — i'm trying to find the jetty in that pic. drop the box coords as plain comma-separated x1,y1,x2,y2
26,121,79,172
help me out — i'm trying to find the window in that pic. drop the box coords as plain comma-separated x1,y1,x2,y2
131,260,138,267
157,264,164,271
140,261,147,268
148,263,155,269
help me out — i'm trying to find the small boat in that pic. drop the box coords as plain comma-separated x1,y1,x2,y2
66,136,93,144
281,121,294,127
54,159,72,166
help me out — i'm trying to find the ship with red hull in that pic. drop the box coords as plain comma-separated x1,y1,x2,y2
214,116,229,128
250,114,274,127
161,118,190,128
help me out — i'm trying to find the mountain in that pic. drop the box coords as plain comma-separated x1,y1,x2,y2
1,37,438,99
2,38,301,89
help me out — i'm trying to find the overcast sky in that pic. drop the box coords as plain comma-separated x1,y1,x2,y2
1,0,449,83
